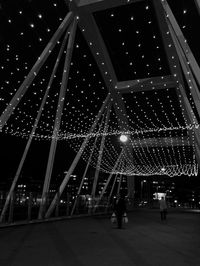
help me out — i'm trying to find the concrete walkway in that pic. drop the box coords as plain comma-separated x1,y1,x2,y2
0,209,199,266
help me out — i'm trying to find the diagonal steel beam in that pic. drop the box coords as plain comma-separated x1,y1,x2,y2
194,0,200,15
74,7,132,139
68,0,143,12
0,25,71,224
0,11,73,130
153,0,200,167
38,18,77,219
161,0,200,87
45,94,111,218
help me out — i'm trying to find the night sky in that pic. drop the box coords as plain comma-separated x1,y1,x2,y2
0,0,200,191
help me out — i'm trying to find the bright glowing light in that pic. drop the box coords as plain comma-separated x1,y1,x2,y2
120,135,128,142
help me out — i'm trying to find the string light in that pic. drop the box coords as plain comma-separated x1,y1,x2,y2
0,0,199,178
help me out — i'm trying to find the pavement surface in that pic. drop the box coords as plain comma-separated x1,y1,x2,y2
0,208,199,266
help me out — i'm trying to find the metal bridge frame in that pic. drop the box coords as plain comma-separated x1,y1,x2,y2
1,0,200,222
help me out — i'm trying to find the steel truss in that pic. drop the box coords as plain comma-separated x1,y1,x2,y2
1,0,200,222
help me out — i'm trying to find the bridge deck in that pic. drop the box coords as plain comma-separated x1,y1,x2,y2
0,209,199,266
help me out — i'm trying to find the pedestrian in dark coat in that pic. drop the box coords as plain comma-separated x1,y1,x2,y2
159,196,167,221
113,194,127,229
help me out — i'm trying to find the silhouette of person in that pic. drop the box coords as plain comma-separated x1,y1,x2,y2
113,193,127,229
159,196,167,221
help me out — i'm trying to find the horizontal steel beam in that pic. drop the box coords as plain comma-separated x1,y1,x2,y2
115,75,177,93
72,0,143,12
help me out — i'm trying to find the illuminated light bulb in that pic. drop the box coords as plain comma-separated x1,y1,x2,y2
120,135,128,143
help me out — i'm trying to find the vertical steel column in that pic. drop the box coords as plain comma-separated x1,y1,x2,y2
66,193,70,216
70,133,100,216
45,94,111,218
55,191,60,217
127,175,135,210
38,18,77,219
91,103,111,197
94,150,123,212
127,175,135,198
117,173,122,195
0,12,73,129
8,192,15,223
27,192,33,221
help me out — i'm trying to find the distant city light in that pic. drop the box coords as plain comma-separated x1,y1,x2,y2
153,192,166,200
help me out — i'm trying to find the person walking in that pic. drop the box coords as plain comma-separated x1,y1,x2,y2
113,193,127,229
159,196,167,221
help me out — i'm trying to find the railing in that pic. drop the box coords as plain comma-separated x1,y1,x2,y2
1,192,198,227
0,191,118,226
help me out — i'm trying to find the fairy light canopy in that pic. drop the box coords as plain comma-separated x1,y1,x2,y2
0,0,199,177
